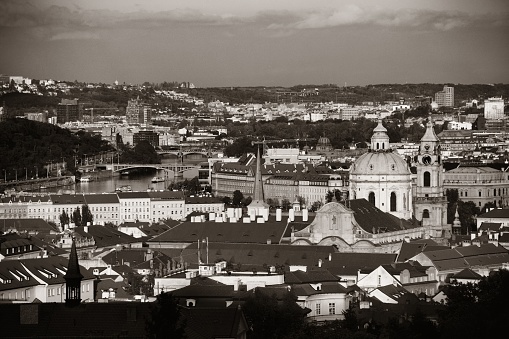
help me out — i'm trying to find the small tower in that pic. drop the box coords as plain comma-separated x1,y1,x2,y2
452,206,462,235
370,119,390,151
64,237,83,307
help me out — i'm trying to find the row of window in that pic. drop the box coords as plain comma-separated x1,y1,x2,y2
1,290,30,300
315,302,336,315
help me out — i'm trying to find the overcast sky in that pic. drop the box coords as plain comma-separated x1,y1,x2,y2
1,0,508,87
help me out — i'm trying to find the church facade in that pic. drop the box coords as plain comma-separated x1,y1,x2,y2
291,118,451,252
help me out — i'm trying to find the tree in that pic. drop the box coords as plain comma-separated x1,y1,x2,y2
439,269,509,338
145,292,186,339
311,201,323,212
71,207,82,226
59,210,70,227
281,198,291,211
232,190,244,207
81,204,93,225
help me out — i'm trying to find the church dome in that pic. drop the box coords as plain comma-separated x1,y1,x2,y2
351,151,410,175
317,136,331,146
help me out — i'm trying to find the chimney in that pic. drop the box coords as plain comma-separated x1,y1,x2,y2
328,253,332,261
302,209,308,222
276,208,282,222
318,259,322,268
289,208,295,222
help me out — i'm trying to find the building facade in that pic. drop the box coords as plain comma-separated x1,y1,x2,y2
484,97,505,120
126,97,152,125
435,86,454,107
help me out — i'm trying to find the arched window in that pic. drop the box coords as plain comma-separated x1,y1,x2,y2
382,143,385,149
422,209,430,219
423,171,431,187
403,193,407,209
368,192,375,206
376,142,379,150
390,192,397,211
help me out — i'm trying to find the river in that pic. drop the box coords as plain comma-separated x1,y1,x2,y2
37,156,205,195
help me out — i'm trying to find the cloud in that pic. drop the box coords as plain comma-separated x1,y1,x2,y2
50,31,100,41
268,5,508,32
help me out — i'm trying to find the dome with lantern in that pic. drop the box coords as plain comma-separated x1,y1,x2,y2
349,119,413,220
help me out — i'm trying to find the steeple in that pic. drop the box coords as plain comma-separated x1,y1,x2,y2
64,237,83,307
253,146,265,202
247,145,269,219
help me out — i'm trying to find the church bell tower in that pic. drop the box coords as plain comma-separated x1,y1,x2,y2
414,118,450,239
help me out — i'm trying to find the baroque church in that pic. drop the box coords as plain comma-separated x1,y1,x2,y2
291,119,451,253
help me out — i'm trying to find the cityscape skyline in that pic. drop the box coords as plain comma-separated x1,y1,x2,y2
1,0,508,87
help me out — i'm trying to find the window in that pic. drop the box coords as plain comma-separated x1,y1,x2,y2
423,171,431,187
329,303,335,315
423,209,430,219
390,192,397,211
316,303,321,315
368,192,375,206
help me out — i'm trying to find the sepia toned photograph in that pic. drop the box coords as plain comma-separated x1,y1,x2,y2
1,1,508,338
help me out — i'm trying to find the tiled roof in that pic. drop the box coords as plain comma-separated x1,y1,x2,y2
50,194,86,204
74,225,140,248
285,269,340,284
348,199,418,233
478,208,509,219
171,284,237,298
185,196,223,204
321,252,397,276
396,241,448,262
375,284,418,304
84,193,119,204
149,220,288,245
292,282,348,296
0,218,59,233
172,243,337,270
181,307,247,339
478,222,503,232
452,268,483,280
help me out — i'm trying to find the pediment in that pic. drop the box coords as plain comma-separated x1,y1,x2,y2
316,202,351,215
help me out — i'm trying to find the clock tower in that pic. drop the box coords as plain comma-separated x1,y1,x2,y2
414,118,450,239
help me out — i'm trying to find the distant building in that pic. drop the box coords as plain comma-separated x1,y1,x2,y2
133,129,159,147
126,97,151,125
484,97,505,120
435,86,454,107
56,98,82,123
24,112,48,123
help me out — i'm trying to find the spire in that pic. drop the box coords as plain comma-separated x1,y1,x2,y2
421,116,439,143
64,237,83,307
453,205,462,234
253,145,265,202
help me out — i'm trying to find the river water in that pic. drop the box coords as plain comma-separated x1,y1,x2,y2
38,157,205,195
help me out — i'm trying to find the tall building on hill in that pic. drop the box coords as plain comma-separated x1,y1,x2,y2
435,85,454,107
484,97,505,120
126,97,152,125
56,98,82,123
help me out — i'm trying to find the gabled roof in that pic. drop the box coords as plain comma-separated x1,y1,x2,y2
452,268,483,280
147,191,185,200
374,284,419,304
396,240,448,262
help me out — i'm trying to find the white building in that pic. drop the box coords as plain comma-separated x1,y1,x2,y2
484,97,505,120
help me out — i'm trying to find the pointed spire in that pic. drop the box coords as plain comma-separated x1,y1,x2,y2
421,116,439,142
64,237,83,280
64,237,83,307
253,145,265,202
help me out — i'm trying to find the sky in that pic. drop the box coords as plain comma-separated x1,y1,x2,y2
0,0,508,87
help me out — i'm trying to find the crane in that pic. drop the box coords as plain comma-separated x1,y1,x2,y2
83,107,119,123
